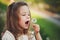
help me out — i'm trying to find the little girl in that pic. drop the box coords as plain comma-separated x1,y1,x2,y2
2,2,42,40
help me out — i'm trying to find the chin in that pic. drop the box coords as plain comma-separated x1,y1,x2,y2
23,25,29,30
24,28,28,30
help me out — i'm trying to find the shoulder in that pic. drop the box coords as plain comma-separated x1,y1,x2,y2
2,30,15,40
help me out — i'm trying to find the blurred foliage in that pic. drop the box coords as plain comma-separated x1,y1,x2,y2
0,0,10,5
0,1,7,40
44,0,60,14
0,2,7,14
0,16,5,40
38,18,60,40
25,0,60,14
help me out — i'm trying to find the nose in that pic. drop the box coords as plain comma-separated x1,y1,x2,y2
27,15,30,19
26,15,30,20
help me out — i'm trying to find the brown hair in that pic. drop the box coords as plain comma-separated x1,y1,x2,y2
3,2,29,40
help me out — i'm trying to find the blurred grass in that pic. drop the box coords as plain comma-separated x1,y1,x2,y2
37,18,60,40
31,11,60,40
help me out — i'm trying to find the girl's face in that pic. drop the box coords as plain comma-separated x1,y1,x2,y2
18,5,30,30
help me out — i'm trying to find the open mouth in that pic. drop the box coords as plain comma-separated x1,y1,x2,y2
25,21,29,25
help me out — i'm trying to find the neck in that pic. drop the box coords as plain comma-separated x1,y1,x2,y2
23,29,28,34
18,29,28,35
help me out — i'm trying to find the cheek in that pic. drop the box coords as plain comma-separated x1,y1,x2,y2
20,16,25,20
18,19,24,28
18,17,25,25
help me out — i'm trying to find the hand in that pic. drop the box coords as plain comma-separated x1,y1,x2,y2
32,24,40,34
32,24,42,40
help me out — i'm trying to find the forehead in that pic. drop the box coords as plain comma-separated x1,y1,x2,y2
19,5,29,13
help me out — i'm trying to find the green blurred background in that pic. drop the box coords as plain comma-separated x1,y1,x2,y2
0,0,60,40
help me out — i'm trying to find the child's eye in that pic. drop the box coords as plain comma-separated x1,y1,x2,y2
22,14,25,16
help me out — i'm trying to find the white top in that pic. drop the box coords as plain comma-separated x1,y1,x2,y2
2,30,36,40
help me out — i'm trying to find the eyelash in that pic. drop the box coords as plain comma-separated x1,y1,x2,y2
22,14,25,16
22,14,30,16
